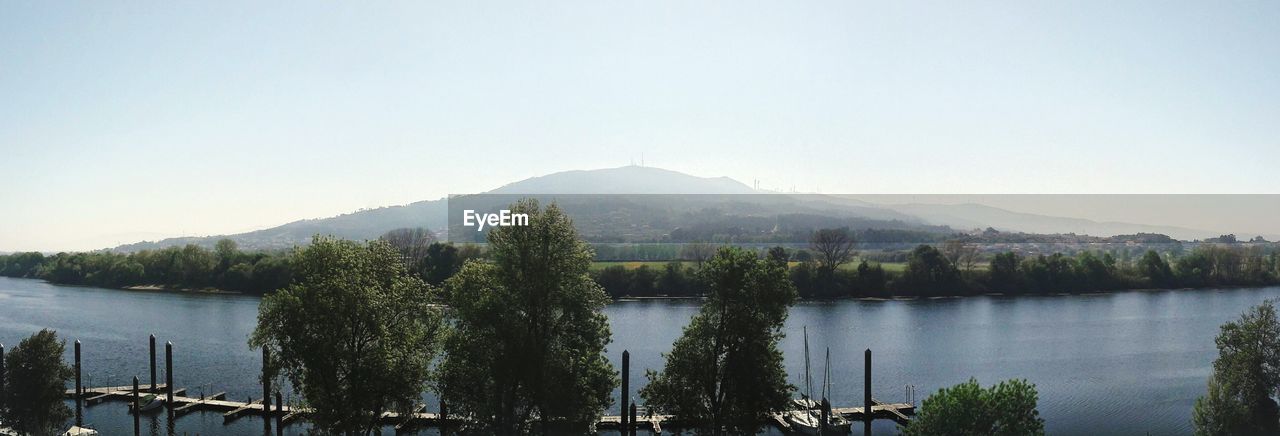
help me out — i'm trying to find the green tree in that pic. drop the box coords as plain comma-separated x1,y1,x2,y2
1192,300,1280,435
987,252,1021,291
437,200,616,434
898,244,963,296
1138,250,1174,288
641,246,797,434
250,236,442,435
1,329,74,436
903,378,1045,436
1193,375,1250,436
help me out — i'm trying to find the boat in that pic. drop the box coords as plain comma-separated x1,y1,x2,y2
62,426,98,436
131,393,164,413
784,327,852,434
784,327,822,434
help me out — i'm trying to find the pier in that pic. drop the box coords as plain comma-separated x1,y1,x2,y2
66,337,914,434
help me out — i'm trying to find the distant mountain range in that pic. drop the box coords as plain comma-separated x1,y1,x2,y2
111,166,1229,252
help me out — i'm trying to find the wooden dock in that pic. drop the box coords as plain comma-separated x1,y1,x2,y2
67,385,909,432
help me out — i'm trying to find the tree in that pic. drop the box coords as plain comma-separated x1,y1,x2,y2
214,239,239,270
641,246,797,434
250,236,442,435
417,242,462,286
897,245,963,296
942,239,980,273
809,228,856,273
1138,250,1174,288
379,228,436,269
681,242,717,268
1,329,74,436
987,252,1021,291
1192,300,1280,435
902,378,1045,436
1194,375,1250,436
437,200,616,434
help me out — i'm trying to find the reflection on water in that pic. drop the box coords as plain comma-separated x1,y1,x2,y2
4,276,1277,435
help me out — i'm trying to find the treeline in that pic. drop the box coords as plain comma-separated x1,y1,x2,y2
6,235,1280,299
0,230,480,295
591,243,1280,299
0,241,292,294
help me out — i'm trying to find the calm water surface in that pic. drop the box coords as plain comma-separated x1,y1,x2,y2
2,276,1276,435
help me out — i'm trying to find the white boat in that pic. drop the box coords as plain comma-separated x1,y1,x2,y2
785,408,821,435
132,393,164,413
62,426,98,436
785,328,852,434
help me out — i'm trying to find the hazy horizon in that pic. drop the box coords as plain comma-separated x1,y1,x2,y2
3,1,1278,251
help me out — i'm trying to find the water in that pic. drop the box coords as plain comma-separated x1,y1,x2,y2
2,276,1276,435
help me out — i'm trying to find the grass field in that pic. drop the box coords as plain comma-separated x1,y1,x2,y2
591,259,911,272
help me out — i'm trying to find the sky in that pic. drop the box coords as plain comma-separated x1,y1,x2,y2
1,1,1278,251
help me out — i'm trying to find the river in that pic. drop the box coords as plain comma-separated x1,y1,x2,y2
2,276,1274,435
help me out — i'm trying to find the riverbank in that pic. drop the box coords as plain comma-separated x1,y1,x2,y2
122,284,240,294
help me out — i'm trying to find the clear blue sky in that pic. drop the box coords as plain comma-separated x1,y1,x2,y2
2,1,1278,251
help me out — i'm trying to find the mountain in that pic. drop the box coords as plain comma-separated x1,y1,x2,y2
111,166,761,252
878,203,1219,241
109,166,1229,252
488,165,757,194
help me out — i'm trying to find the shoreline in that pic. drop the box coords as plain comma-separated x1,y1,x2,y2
4,276,1275,302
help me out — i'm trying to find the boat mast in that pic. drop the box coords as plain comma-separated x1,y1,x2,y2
823,347,831,401
804,326,812,401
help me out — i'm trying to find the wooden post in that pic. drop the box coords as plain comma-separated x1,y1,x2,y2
133,376,140,436
149,334,157,392
864,348,872,436
165,341,174,407
262,347,272,436
621,350,629,432
0,343,5,411
440,399,449,435
629,403,638,436
275,392,284,436
75,340,82,426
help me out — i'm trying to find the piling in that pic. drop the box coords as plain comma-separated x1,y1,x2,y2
133,376,140,436
165,342,174,407
629,403,638,436
75,340,82,426
864,348,872,436
275,392,284,436
262,348,273,435
440,399,449,435
149,335,157,392
621,350,630,432
1,343,6,411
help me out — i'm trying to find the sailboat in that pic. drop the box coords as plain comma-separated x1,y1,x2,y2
820,347,853,433
784,327,852,435
785,327,821,434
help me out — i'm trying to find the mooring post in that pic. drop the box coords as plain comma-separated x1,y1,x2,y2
864,348,872,436
165,341,174,407
0,343,6,411
75,340,82,426
133,376,140,436
263,347,272,435
629,402,638,436
621,350,630,432
275,392,284,436
440,399,449,435
149,335,157,392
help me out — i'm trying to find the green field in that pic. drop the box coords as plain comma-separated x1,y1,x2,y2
591,259,910,272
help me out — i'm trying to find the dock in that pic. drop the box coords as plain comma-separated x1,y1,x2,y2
62,337,914,434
